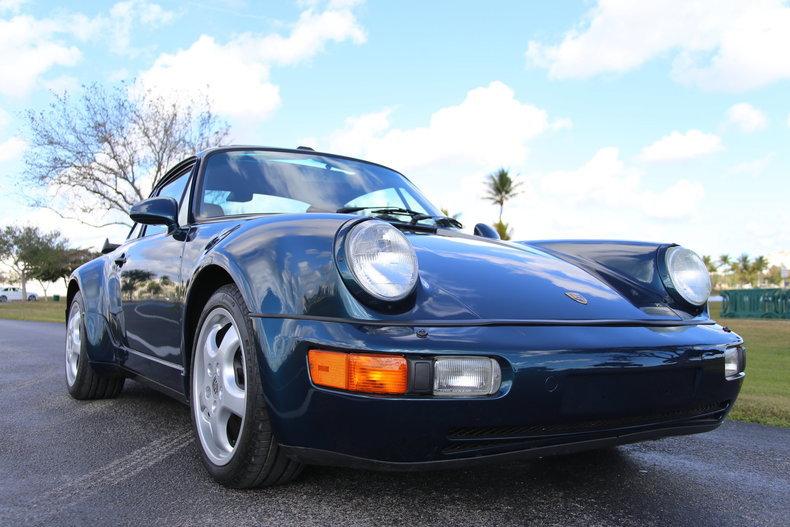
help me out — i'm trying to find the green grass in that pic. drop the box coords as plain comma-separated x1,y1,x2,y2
1,297,786,426
0,298,65,323
709,302,790,427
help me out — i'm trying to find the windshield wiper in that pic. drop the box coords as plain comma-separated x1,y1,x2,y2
336,206,462,229
336,206,419,215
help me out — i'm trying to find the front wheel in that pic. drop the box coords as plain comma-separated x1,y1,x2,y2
190,284,302,488
0,295,6,303
65,292,125,399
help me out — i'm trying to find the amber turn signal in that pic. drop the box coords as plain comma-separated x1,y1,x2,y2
308,350,408,394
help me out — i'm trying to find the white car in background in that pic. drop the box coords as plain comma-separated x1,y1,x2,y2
0,287,37,302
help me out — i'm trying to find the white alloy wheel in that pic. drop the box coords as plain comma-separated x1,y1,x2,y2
192,307,247,466
65,304,81,386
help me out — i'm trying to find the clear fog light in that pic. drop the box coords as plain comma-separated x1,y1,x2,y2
433,357,501,396
724,347,743,377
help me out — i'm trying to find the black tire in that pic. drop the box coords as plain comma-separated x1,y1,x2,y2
190,284,303,488
0,295,6,303
65,292,125,400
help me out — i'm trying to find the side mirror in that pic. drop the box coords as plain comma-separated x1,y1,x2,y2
100,238,120,254
474,223,500,240
129,197,179,231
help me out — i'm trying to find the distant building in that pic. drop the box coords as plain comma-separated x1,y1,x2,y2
768,251,790,288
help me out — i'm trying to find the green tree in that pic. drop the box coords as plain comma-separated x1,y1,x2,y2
0,226,64,300
702,255,717,273
29,245,98,291
485,168,521,225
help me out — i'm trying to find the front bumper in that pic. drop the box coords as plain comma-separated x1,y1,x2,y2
252,318,744,468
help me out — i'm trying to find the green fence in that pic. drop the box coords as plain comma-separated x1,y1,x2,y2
720,289,790,319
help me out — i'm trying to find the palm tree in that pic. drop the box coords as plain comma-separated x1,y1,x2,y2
493,220,512,241
752,256,768,286
485,168,521,224
702,255,716,273
734,254,751,286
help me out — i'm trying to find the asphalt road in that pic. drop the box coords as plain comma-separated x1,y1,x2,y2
1,319,788,527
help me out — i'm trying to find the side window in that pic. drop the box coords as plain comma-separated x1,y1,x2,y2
127,223,142,240
143,170,191,237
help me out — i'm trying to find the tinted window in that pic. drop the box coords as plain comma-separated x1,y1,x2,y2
144,170,190,237
198,150,438,220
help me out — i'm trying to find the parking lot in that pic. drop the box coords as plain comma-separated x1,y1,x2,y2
1,319,788,526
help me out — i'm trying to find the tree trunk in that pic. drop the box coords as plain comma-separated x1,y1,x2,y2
38,280,49,299
498,203,504,223
20,269,27,301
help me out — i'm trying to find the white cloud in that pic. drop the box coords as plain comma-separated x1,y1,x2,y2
103,1,177,56
322,81,548,175
0,107,10,130
550,117,573,131
0,15,82,97
729,154,774,178
0,1,175,96
526,0,790,91
540,147,703,220
311,81,550,232
726,103,768,132
137,2,366,123
0,0,25,14
642,179,705,220
638,130,722,162
0,136,26,163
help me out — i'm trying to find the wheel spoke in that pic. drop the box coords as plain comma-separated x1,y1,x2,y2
210,409,232,453
203,323,222,359
217,325,239,363
220,387,246,418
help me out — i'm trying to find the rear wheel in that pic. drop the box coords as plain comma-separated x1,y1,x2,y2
65,292,125,399
190,284,302,488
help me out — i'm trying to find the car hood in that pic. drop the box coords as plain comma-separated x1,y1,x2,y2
407,232,678,321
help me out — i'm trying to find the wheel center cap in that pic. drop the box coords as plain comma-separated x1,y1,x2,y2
212,375,219,396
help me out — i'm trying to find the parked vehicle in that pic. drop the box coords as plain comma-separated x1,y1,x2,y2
0,287,37,302
64,146,745,488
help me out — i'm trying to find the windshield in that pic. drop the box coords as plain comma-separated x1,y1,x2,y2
198,150,443,223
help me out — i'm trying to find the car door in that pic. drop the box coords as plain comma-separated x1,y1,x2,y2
116,166,193,392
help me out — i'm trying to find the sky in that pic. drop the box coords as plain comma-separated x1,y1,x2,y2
1,0,789,270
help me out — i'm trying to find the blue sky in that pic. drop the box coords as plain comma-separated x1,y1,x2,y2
1,0,789,266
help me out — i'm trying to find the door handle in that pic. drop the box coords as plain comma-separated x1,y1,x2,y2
114,254,127,267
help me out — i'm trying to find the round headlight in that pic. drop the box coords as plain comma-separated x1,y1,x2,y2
665,246,711,306
345,221,419,301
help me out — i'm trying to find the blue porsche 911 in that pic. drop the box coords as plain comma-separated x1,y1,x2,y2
64,146,745,487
